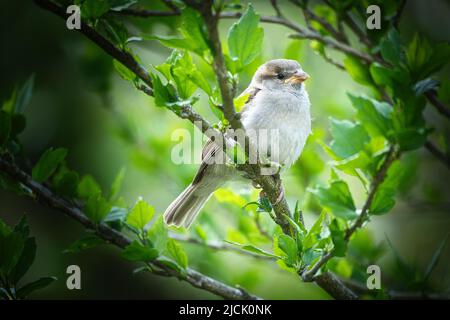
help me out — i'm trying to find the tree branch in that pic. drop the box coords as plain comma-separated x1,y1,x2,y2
424,141,450,170
169,233,274,260
35,0,357,299
0,155,260,300
301,147,398,282
113,7,376,64
425,90,450,120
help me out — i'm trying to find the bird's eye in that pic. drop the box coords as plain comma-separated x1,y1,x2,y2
277,73,285,80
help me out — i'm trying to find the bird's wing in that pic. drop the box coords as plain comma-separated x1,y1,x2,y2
239,86,261,116
192,85,261,185
192,138,221,185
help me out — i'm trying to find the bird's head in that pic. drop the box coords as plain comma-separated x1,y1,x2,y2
251,59,309,91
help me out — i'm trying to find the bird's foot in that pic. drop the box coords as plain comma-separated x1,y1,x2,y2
273,185,285,206
260,161,283,176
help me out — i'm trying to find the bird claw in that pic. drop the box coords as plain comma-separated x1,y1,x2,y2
273,185,285,205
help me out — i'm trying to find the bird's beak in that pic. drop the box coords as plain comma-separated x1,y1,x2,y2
285,71,310,84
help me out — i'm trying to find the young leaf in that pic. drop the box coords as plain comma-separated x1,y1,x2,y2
52,167,79,198
126,198,155,230
108,167,126,201
63,234,106,254
227,4,263,72
148,8,211,62
309,180,357,220
329,219,347,257
32,148,68,182
348,94,393,139
121,240,159,262
16,277,57,299
78,175,102,200
14,74,35,113
225,240,280,259
423,234,448,282
277,234,298,267
84,194,111,224
11,237,36,284
147,216,168,253
166,238,188,269
344,56,374,87
329,118,370,159
113,60,136,82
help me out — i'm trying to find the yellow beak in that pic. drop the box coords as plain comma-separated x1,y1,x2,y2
285,71,310,84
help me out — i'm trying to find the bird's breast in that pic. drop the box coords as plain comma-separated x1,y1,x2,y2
241,89,311,168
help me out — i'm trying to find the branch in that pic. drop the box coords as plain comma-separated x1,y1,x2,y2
34,0,153,89
0,155,260,300
301,147,398,282
169,233,274,260
393,0,407,29
425,90,450,120
113,7,376,64
342,277,450,299
424,141,450,170
35,0,355,299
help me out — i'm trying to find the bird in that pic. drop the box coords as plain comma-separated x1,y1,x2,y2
164,59,311,228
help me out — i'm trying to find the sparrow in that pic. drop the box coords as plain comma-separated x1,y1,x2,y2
164,59,311,228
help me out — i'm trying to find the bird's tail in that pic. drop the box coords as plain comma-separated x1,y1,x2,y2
163,184,212,228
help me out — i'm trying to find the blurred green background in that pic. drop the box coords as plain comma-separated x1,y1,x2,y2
0,0,449,299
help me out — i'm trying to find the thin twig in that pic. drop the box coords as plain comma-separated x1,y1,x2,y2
424,141,450,170
425,90,450,120
0,155,260,300
169,233,274,260
301,147,398,282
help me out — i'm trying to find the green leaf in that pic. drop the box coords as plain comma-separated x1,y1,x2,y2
329,219,347,257
0,227,26,277
113,60,136,82
309,180,357,220
32,148,68,182
225,241,280,259
329,118,370,159
81,0,111,20
344,56,374,86
16,277,57,298
84,194,111,224
227,4,263,72
149,72,178,108
370,63,392,87
14,74,35,113
63,234,106,254
77,175,102,200
52,167,79,197
370,160,403,215
148,8,211,62
156,256,184,274
423,234,448,282
168,50,212,97
166,238,188,269
348,94,393,139
108,167,126,201
147,216,168,253
126,198,154,230
277,234,298,267
380,29,404,67
11,237,36,284
121,240,159,261
0,111,11,148
303,210,328,250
